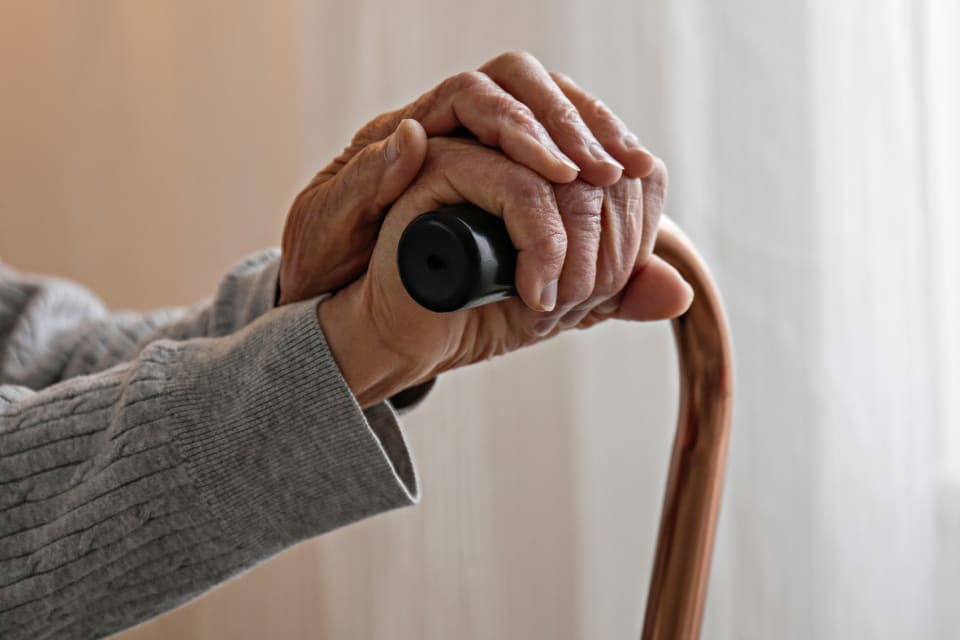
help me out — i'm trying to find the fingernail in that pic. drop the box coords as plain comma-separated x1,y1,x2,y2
385,128,402,163
535,316,559,336
683,280,695,306
589,142,625,170
595,299,619,315
623,133,650,154
552,148,581,173
539,279,558,312
558,307,591,329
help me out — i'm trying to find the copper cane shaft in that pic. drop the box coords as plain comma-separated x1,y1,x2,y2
641,219,734,640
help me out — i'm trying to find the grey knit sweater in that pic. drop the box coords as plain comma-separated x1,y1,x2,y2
0,250,423,639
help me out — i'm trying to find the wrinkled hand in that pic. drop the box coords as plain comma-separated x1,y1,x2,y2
317,137,692,408
278,50,657,304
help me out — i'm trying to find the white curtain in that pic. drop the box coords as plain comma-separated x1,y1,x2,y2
1,1,957,638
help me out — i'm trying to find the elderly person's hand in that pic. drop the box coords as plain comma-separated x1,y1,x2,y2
316,137,692,408
278,51,657,304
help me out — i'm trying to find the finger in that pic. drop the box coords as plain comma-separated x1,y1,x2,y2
589,157,667,317
323,119,428,225
464,163,567,314
419,72,582,183
480,51,624,187
554,177,642,328
550,71,656,179
338,71,581,184
636,156,668,265
394,139,567,312
282,119,427,301
536,182,604,335
614,254,694,321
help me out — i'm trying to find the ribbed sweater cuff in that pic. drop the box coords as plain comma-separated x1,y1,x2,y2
165,298,419,550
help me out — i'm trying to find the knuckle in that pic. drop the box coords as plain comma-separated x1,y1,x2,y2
621,189,647,237
566,273,597,307
496,95,535,127
443,70,487,94
533,226,568,267
332,163,361,203
644,197,663,227
480,50,525,74
609,179,643,215
596,191,642,298
353,140,385,174
643,165,669,216
556,182,604,220
584,97,624,134
500,49,538,68
647,156,669,192
594,260,632,301
550,70,575,87
503,163,554,205
545,103,585,134
592,255,630,302
584,96,613,120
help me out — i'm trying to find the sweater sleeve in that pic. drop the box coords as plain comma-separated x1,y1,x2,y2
0,250,435,412
0,262,421,639
0,251,284,389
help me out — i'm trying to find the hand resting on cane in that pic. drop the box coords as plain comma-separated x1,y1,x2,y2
317,136,693,408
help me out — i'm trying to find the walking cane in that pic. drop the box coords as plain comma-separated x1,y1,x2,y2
398,205,734,640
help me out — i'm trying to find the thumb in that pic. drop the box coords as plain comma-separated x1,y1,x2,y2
323,118,428,225
613,254,694,321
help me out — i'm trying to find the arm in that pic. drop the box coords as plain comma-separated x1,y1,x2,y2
0,251,282,389
0,253,434,412
0,291,417,639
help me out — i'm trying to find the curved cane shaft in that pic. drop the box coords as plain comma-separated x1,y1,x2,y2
397,209,733,638
641,218,734,640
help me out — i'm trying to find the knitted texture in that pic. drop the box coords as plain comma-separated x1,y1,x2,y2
0,252,419,639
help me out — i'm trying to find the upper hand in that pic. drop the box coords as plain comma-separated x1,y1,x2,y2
278,51,657,304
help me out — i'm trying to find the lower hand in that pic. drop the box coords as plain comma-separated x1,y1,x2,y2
317,137,693,408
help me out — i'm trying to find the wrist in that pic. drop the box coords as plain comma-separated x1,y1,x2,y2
316,285,426,409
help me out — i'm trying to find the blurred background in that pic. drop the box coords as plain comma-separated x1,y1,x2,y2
1,1,959,638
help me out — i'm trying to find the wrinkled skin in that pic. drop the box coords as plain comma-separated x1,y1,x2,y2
279,50,658,305
318,138,690,407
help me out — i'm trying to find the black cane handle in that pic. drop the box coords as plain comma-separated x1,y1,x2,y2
397,203,518,313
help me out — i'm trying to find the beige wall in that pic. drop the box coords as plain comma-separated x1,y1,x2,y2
0,2,678,638
0,2,304,309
